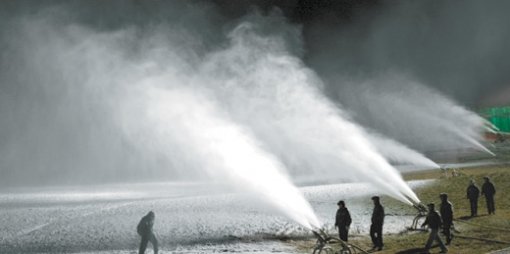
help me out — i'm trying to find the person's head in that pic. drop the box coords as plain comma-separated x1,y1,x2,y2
483,176,490,182
371,196,380,204
427,203,435,211
469,179,476,185
147,211,155,219
440,193,448,201
337,200,345,208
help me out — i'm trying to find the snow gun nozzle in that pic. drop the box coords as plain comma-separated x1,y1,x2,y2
402,194,427,215
311,227,330,244
414,202,428,214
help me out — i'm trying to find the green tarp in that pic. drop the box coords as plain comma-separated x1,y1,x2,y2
481,106,510,132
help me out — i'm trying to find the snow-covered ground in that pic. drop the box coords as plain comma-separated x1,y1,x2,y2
0,180,432,253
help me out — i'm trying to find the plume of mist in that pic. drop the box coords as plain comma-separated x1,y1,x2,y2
121,85,321,229
196,12,419,204
0,1,227,185
333,74,493,156
305,0,510,107
0,2,427,218
366,132,439,169
0,3,323,229
302,0,509,157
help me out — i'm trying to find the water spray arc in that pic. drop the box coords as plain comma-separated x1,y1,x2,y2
367,133,440,169
332,76,495,158
200,20,422,205
121,85,321,229
0,2,430,232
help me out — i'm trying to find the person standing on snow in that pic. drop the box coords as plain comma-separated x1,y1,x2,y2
370,196,384,251
137,211,158,254
335,200,352,242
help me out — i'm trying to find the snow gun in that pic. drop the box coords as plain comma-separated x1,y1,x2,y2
404,195,429,231
311,227,368,254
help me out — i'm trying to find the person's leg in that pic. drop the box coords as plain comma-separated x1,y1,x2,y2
474,199,478,216
486,196,491,214
492,196,496,214
470,200,475,216
370,224,377,248
149,233,159,254
435,229,448,252
377,225,383,249
424,230,435,250
444,224,451,245
488,196,495,214
339,227,348,241
139,236,149,254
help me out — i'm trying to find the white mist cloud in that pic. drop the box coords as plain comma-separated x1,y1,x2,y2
367,132,439,169
0,3,434,231
121,85,321,229
197,14,420,204
334,73,493,156
303,1,503,160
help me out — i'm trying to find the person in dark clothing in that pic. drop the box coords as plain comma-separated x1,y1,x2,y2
335,200,352,242
137,211,158,254
439,193,454,245
481,176,496,215
370,196,384,251
466,179,480,217
422,203,448,253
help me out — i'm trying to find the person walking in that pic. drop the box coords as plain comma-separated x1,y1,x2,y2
137,211,159,254
466,179,480,217
422,203,448,253
481,176,496,215
370,196,384,251
439,193,453,245
334,200,352,242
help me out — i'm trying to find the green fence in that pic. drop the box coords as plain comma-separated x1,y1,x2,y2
481,106,510,132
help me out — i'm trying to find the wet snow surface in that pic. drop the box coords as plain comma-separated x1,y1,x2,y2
0,180,432,253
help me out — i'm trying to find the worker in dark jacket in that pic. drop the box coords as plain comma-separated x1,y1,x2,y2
335,200,352,242
422,203,448,253
370,196,384,251
137,211,158,254
481,176,496,215
439,193,454,245
466,179,480,217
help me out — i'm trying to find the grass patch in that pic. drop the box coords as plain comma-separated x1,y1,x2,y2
295,164,510,254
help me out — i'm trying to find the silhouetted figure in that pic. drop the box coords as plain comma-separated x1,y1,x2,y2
422,203,448,253
137,211,158,254
481,176,496,215
370,196,384,251
439,193,453,245
466,180,480,217
334,200,352,242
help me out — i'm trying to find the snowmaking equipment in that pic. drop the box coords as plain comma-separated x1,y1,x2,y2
406,199,429,231
311,228,368,254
